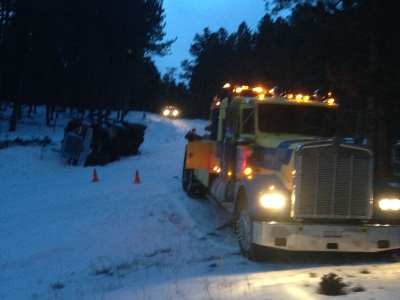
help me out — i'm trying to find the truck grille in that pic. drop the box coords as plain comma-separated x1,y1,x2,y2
294,143,373,219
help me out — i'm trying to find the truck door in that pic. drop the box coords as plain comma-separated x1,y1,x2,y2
240,107,255,137
221,104,237,176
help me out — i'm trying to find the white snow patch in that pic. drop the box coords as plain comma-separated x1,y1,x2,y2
1,106,400,299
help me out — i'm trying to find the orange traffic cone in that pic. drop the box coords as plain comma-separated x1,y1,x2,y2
134,169,140,184
92,168,99,182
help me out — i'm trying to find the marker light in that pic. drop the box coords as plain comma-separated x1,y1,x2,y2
244,167,252,176
324,98,335,105
213,166,221,173
295,94,303,100
253,87,264,93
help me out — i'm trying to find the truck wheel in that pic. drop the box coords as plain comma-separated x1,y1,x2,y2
182,156,195,194
182,149,192,192
186,169,204,197
236,195,264,261
182,150,205,198
182,161,189,192
186,169,195,194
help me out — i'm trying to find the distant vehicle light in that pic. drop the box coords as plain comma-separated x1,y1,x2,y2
162,106,179,118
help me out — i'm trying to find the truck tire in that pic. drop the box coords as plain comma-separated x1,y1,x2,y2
186,169,206,198
182,148,195,193
235,193,264,261
181,151,195,195
182,149,205,198
186,169,195,194
182,153,189,192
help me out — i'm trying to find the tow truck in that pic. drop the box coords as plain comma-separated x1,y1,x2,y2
182,83,400,260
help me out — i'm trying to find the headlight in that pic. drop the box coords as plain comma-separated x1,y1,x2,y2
379,198,400,211
163,109,170,116
260,192,285,210
172,109,179,117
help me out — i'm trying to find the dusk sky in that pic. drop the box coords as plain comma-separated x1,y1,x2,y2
154,0,267,78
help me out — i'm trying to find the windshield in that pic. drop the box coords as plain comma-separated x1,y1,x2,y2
258,103,337,137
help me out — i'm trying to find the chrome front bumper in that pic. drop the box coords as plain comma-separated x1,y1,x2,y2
252,222,400,252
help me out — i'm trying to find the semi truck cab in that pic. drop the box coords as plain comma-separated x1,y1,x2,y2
182,84,400,260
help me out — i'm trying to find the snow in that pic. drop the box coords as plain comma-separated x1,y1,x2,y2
1,106,400,299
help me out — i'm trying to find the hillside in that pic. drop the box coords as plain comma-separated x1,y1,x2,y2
1,106,400,299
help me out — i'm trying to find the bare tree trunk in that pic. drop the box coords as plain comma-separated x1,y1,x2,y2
45,105,52,126
374,98,392,176
8,101,21,132
368,32,392,176
9,72,25,131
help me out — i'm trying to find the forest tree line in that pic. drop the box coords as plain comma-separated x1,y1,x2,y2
0,0,400,173
180,0,400,174
0,0,173,130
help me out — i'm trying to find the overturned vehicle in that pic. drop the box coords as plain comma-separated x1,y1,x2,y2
61,118,146,166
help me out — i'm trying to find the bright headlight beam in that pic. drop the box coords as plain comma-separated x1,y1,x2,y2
393,200,400,210
260,193,285,210
379,199,400,211
379,199,391,210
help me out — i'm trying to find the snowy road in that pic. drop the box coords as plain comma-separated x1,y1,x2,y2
2,109,400,299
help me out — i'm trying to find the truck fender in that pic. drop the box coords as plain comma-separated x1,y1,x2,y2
234,174,291,219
